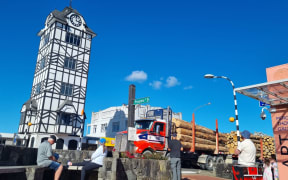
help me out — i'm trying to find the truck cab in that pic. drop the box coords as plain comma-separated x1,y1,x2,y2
134,117,167,154
115,108,172,155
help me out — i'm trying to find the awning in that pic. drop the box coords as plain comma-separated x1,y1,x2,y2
235,78,288,106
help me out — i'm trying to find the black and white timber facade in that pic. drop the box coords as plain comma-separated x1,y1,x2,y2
18,7,96,150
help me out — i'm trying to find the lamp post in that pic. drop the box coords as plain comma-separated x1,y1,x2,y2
191,102,211,152
204,74,240,146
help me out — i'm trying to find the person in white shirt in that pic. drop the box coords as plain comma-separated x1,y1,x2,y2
234,130,256,166
68,138,107,180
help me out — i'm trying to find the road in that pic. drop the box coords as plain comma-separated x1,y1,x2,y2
181,168,230,180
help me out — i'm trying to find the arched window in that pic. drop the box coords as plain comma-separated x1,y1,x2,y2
68,140,78,150
56,139,64,149
30,137,35,148
41,137,48,143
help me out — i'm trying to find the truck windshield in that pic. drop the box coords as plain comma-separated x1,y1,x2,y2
135,120,153,130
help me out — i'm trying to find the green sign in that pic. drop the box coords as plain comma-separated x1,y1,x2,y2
133,97,150,105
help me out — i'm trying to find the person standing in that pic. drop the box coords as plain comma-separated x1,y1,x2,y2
168,133,183,180
270,154,279,180
68,138,107,180
37,135,63,180
263,158,273,180
234,130,256,166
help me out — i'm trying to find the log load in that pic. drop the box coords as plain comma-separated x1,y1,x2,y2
172,118,228,153
225,131,275,158
172,118,275,156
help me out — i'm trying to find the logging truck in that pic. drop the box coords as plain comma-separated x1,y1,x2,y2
114,107,234,171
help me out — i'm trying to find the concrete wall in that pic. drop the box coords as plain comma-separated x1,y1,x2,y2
0,145,94,166
98,155,172,180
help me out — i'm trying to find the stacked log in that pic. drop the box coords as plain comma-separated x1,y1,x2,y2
172,118,228,153
263,136,275,158
225,131,275,158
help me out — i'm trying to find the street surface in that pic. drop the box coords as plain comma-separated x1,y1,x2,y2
181,168,230,180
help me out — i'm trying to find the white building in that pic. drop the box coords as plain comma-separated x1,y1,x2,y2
18,6,96,150
86,105,182,138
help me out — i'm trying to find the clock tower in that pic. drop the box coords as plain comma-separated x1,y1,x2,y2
18,7,96,150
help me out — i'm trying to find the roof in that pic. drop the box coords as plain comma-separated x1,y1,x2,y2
50,7,95,36
235,78,288,106
23,99,38,111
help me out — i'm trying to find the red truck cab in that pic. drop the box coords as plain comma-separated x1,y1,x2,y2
133,118,167,154
117,108,172,155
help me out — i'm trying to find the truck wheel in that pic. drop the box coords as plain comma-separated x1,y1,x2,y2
216,156,224,164
205,156,214,171
199,164,206,170
143,150,152,157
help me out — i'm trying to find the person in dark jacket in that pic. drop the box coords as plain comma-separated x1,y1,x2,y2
168,133,183,180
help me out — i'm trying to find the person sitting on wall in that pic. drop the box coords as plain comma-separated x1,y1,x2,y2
234,130,256,166
37,135,63,180
68,138,107,180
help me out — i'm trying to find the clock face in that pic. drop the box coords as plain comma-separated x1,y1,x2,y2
70,14,82,27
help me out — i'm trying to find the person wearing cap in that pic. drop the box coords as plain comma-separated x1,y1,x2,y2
234,130,256,166
168,133,183,180
68,138,107,180
37,135,63,180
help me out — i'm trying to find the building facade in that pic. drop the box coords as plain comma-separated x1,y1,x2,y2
87,105,182,138
18,7,96,150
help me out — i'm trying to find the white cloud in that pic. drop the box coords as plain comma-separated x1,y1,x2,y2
125,71,147,83
184,85,193,90
165,76,180,88
149,81,162,90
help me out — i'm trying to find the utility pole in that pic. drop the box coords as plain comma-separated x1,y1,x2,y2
127,84,136,153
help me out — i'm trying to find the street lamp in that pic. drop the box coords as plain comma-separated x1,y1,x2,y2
204,74,240,146
191,102,211,152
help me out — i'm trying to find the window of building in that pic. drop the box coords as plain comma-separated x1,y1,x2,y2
30,137,35,148
60,83,73,96
56,22,63,28
101,123,107,133
35,83,41,94
64,57,76,70
68,140,78,150
87,34,92,40
43,33,50,46
58,113,72,125
112,122,120,132
39,57,46,70
65,32,81,46
56,139,64,149
93,126,97,133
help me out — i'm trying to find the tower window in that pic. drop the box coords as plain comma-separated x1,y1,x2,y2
65,32,81,46
35,83,41,94
39,57,46,70
59,113,72,125
56,22,63,28
60,83,73,96
64,57,76,70
87,34,92,40
43,33,50,46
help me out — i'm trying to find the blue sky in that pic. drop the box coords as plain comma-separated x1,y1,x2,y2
0,0,287,136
